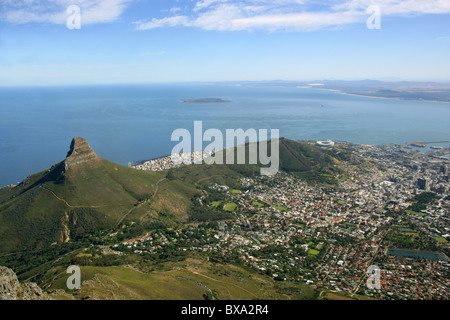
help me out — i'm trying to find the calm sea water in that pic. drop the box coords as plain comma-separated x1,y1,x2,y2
1,83,450,186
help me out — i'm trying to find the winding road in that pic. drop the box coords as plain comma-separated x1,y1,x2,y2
116,177,166,227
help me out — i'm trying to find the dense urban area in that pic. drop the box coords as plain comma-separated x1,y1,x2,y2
105,141,450,300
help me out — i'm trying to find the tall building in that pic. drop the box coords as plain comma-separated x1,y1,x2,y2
417,178,429,191
440,164,448,176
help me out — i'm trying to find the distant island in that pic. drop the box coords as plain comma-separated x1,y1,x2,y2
183,98,231,104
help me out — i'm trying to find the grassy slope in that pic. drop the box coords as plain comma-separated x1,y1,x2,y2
0,158,196,254
44,258,317,300
169,138,342,185
0,167,69,252
0,138,342,255
49,265,208,300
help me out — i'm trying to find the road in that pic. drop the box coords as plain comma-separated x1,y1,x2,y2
116,177,166,227
41,186,130,209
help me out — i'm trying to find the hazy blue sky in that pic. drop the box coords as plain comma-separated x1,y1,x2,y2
1,0,450,86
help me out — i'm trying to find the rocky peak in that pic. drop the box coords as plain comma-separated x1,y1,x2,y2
0,266,51,300
64,137,100,171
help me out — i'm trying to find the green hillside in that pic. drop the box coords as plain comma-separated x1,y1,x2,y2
42,257,317,300
170,138,343,185
0,137,343,264
0,138,196,255
178,138,345,189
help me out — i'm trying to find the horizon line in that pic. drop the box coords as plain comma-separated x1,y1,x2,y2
1,78,450,88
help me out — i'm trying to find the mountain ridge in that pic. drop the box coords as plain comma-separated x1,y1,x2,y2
64,137,101,173
0,137,187,255
0,137,344,261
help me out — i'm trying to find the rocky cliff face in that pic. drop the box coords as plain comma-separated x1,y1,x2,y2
0,266,51,300
64,137,101,172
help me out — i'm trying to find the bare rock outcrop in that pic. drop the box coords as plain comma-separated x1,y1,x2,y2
0,266,51,300
64,137,101,172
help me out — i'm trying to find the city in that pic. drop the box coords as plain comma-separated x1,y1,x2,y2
109,141,450,300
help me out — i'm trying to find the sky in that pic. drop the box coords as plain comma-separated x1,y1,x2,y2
0,0,449,86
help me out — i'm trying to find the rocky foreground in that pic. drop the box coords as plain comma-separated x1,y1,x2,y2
0,266,51,300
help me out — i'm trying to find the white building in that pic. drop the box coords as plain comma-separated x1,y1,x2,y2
316,140,335,148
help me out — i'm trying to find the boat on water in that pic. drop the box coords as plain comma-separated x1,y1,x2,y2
410,143,426,148
430,146,444,150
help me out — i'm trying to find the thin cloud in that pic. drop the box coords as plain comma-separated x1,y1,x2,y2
134,0,450,32
134,15,192,30
139,50,167,56
333,0,450,16
169,7,182,13
0,0,133,25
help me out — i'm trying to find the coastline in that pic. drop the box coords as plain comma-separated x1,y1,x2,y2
2,138,449,189
2,84,450,188
309,87,450,104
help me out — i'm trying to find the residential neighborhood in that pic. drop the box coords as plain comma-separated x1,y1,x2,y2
123,141,450,299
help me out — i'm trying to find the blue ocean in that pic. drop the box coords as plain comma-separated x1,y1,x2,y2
1,83,449,186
